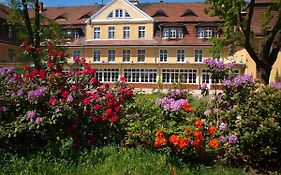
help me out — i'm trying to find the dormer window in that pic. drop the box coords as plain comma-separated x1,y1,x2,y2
115,9,123,18
108,9,131,19
108,12,113,18
162,27,184,39
197,27,218,39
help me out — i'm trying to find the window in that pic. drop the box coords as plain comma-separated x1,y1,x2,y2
202,69,211,83
73,50,80,58
195,49,203,63
123,50,130,63
123,26,130,39
162,28,169,38
115,9,123,18
93,27,100,39
125,11,131,18
177,50,185,63
178,28,184,38
107,12,113,18
8,26,12,38
197,28,205,39
96,69,119,82
188,69,197,83
93,50,100,62
137,50,145,62
108,50,115,63
73,29,79,39
162,69,197,84
124,69,157,83
160,49,168,62
138,26,145,38
170,28,177,38
205,28,212,38
108,27,115,39
64,29,80,40
8,48,15,61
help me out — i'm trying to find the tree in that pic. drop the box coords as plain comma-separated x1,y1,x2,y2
5,0,65,68
205,0,281,84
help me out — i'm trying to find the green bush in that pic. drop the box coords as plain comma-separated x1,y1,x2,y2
221,84,281,170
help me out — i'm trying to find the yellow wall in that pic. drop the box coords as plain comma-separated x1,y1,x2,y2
235,48,281,82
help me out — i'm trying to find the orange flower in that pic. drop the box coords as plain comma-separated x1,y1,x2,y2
156,130,164,137
182,102,192,112
209,138,219,149
208,126,216,135
193,139,203,150
195,119,203,128
154,137,167,147
184,128,190,135
178,137,189,149
169,134,180,146
193,131,203,140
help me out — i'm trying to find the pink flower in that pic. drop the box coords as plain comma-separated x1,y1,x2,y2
110,115,118,123
83,97,91,105
61,90,69,99
48,98,57,106
35,117,43,124
91,115,99,122
93,104,100,110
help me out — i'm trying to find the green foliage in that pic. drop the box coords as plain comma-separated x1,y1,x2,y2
221,84,281,170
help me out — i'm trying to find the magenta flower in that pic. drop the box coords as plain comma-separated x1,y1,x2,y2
35,117,43,124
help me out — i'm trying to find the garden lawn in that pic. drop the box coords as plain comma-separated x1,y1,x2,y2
0,146,248,175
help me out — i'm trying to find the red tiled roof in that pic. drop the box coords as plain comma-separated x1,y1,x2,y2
33,2,220,25
0,4,9,20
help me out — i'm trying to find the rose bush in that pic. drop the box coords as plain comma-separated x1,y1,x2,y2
0,43,134,152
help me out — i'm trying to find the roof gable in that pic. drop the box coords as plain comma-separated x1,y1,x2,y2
86,0,154,24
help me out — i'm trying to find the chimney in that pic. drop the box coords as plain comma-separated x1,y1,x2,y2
129,0,139,5
39,2,44,13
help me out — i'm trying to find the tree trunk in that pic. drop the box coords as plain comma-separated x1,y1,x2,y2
256,62,272,85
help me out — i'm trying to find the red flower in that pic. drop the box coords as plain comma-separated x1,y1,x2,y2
178,137,189,149
182,102,192,112
195,119,203,129
169,134,180,146
110,114,118,123
83,97,91,105
208,126,216,135
61,90,69,99
35,47,41,53
120,76,127,83
68,124,77,133
47,62,54,68
93,104,100,110
193,139,203,150
156,130,164,137
105,83,110,89
91,115,99,122
209,139,219,149
114,106,121,112
89,77,98,85
23,65,30,71
193,131,203,140
22,40,28,46
31,69,39,77
154,137,167,147
105,92,113,99
57,51,64,57
47,45,53,51
71,85,77,92
25,45,32,53
48,98,57,106
16,75,22,80
39,69,46,79
101,114,108,121
105,108,113,115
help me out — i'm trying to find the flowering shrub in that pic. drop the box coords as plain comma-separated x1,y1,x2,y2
0,44,134,151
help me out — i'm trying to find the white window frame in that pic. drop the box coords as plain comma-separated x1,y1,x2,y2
177,49,185,63
93,50,100,63
124,69,157,83
108,50,115,63
137,50,146,63
195,49,203,63
93,27,100,39
123,50,131,63
205,27,213,38
115,9,123,18
202,69,211,84
160,49,168,63
177,28,184,38
170,28,177,39
123,26,130,39
138,26,145,39
125,11,131,18
108,26,115,39
8,26,12,38
197,27,205,39
162,28,169,39
96,69,119,83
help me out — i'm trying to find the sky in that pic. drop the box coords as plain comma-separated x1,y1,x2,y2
0,0,204,7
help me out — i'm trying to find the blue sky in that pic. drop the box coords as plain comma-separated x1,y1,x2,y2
31,0,203,7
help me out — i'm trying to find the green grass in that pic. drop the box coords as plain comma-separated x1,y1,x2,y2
0,146,248,175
